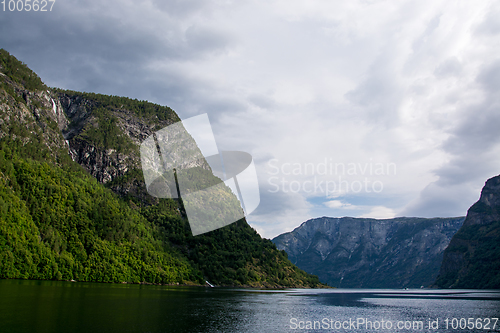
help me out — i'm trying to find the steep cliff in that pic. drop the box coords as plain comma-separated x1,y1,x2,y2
0,49,322,288
0,52,68,163
273,216,464,288
434,175,500,289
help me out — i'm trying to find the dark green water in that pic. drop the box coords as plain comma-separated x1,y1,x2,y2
0,279,499,332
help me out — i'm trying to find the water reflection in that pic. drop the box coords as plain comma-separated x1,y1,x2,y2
0,280,499,333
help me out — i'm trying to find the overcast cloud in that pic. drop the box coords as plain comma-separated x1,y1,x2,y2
1,0,499,238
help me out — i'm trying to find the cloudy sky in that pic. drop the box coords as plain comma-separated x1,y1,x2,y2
2,0,499,238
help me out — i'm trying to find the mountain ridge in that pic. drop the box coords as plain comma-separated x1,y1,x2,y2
434,174,500,289
0,48,323,288
273,216,464,288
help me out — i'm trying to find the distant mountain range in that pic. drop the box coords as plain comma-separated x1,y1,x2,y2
274,174,500,290
273,216,464,288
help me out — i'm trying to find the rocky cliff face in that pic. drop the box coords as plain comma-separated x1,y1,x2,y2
435,175,500,289
0,74,71,167
272,216,464,288
0,78,171,205
55,91,215,204
58,92,167,197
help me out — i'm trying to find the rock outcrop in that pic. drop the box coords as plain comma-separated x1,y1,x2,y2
55,91,214,205
58,92,164,190
0,75,67,157
434,175,500,289
273,216,464,288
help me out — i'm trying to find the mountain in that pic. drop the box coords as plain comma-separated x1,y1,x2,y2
434,175,500,289
0,49,322,288
272,216,464,288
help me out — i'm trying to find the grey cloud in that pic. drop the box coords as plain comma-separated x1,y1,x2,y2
150,0,209,18
250,185,299,217
400,181,478,218
444,104,500,155
434,57,462,78
476,59,500,92
409,13,442,57
396,5,500,218
0,0,234,111
248,93,275,110
443,60,500,156
184,24,234,56
344,57,402,127
402,12,448,79
474,4,500,36
1,11,167,62
434,154,496,187
401,60,500,217
243,168,312,238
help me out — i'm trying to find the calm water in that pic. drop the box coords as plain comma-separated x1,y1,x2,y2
0,280,499,333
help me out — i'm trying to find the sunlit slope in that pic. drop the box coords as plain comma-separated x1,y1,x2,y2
0,48,323,287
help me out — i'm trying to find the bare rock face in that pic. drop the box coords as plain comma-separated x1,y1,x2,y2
272,216,464,288
58,93,150,184
0,73,68,159
0,67,209,207
68,137,130,183
55,91,213,206
435,175,500,289
58,94,97,139
460,175,500,226
55,92,170,205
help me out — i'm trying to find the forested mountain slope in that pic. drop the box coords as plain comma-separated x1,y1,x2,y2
0,49,322,288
